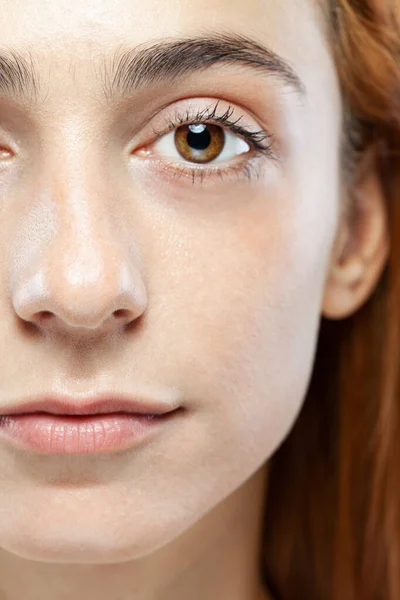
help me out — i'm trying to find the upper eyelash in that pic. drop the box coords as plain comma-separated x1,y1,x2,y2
151,99,280,162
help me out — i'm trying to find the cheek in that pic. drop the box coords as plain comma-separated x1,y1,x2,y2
162,185,338,468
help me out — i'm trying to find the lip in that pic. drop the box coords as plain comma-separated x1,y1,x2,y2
0,392,182,454
0,412,177,454
0,393,180,416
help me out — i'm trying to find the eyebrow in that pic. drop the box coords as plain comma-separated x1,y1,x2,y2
103,32,307,101
0,32,306,105
0,50,40,102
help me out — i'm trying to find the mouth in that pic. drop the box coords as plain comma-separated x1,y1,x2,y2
0,409,181,455
0,392,182,454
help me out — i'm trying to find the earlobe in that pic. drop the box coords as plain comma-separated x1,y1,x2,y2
322,143,390,320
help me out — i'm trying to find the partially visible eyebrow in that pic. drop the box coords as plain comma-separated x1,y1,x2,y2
0,32,306,105
102,32,307,101
0,50,40,102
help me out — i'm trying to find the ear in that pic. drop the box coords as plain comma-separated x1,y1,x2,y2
322,141,390,320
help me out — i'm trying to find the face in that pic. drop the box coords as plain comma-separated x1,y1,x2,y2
0,0,341,562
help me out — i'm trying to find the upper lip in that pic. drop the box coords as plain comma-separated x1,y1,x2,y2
0,393,180,416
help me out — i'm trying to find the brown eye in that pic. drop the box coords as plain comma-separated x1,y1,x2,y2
174,123,225,164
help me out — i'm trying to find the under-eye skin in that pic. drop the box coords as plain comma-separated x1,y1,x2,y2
133,99,281,187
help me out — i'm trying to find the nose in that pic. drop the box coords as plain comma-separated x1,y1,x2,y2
11,186,148,340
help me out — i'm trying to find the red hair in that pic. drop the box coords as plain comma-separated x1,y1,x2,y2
262,2,400,599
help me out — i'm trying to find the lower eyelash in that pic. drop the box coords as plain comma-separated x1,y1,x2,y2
152,154,265,187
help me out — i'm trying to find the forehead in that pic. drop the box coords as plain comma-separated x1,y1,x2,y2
2,0,325,42
0,0,328,85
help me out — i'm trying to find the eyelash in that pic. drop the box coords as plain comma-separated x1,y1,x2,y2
147,100,281,186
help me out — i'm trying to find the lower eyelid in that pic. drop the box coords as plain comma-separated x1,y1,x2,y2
137,152,267,188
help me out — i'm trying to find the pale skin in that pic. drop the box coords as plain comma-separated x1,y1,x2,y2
0,0,389,599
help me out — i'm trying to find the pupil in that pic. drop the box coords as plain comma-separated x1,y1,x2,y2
187,123,211,151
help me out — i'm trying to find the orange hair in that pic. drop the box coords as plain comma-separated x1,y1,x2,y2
261,2,400,599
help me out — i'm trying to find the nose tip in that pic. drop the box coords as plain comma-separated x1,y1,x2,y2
12,262,148,338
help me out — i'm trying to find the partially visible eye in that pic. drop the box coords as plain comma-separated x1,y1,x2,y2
154,122,250,165
0,148,13,160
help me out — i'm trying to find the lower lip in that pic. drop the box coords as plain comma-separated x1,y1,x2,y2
0,412,171,454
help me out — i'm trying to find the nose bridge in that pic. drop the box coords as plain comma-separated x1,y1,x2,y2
52,178,118,305
11,126,148,334
47,125,121,291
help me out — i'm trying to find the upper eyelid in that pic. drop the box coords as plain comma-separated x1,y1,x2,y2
135,99,269,148
152,100,261,134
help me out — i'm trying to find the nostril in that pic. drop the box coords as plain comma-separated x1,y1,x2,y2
34,311,54,326
39,311,53,320
114,309,129,319
32,309,133,331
